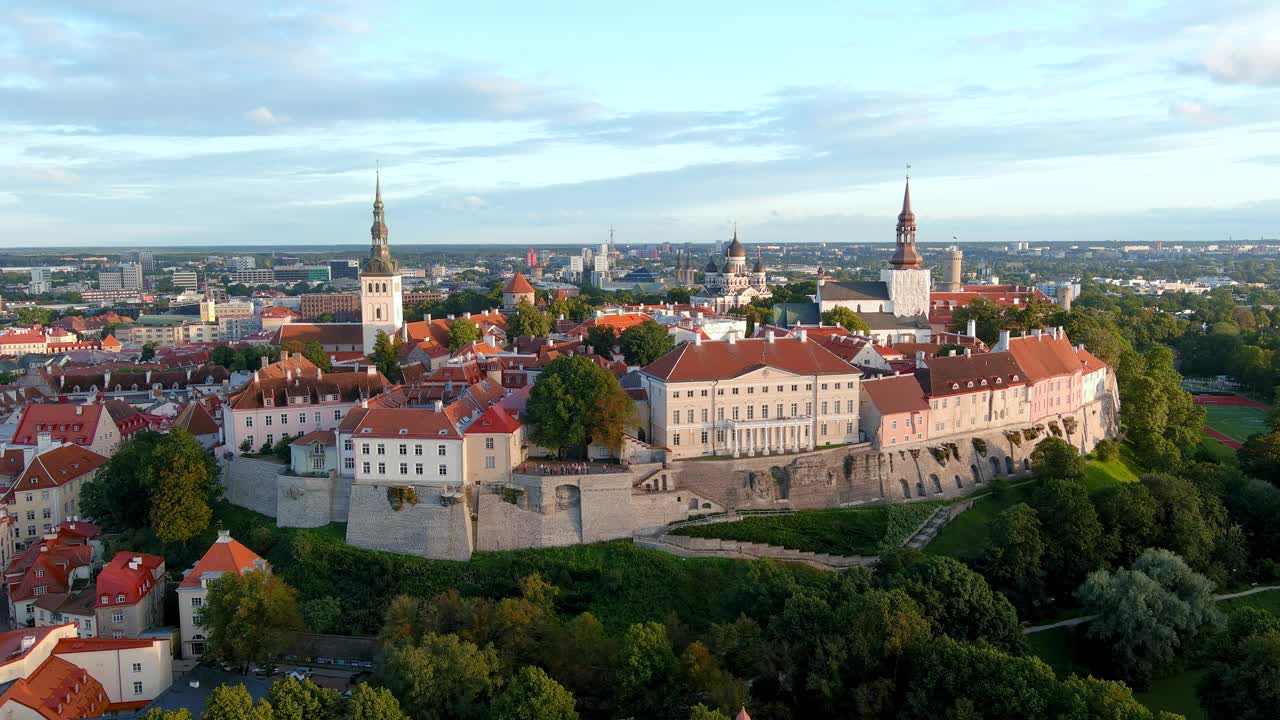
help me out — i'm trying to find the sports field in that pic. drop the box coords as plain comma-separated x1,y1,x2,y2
1199,400,1269,446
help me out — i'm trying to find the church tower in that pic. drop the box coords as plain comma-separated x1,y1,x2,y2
199,283,217,323
879,174,931,318
360,172,403,356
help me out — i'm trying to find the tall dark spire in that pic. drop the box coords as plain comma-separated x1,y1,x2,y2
889,173,923,270
365,171,396,274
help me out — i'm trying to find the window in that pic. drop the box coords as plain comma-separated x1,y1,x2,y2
362,462,370,474
113,631,124,639
791,402,798,416
438,464,448,476
101,595,108,604
700,409,708,422
396,444,406,455
245,417,253,427
438,445,447,456
399,463,408,474
33,585,45,596
717,408,724,421
361,443,370,455
376,443,386,455
344,457,355,470
265,415,273,426
673,433,681,446
485,437,494,450
700,431,708,444
821,401,828,415
112,612,124,623
731,407,739,420
791,384,798,392
265,433,274,446
731,388,738,395
485,456,496,469
116,593,125,603
415,464,424,475
344,439,353,452
746,406,754,419
133,682,143,696
314,412,321,423
700,390,708,397
746,387,753,394
334,410,343,420
131,663,142,673
686,391,694,398
35,569,44,578
377,462,386,474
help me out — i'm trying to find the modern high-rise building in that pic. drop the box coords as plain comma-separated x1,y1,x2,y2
273,265,331,283
98,269,123,291
123,250,155,274
172,271,199,292
327,260,361,280
227,256,256,271
29,268,52,294
120,263,144,291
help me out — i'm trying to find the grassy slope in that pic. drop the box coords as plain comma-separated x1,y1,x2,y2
669,503,940,556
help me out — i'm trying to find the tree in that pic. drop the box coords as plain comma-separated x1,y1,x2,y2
301,596,342,634
142,710,193,720
1094,483,1160,568
535,612,614,714
821,306,870,334
15,306,52,325
681,641,747,716
80,433,164,531
141,342,157,361
613,622,678,719
508,302,551,339
211,345,239,369
526,355,635,455
666,287,693,304
1199,630,1280,720
268,677,340,720
889,554,1024,652
1029,437,1085,482
201,684,272,720
1076,549,1220,686
447,319,480,351
371,633,500,720
204,570,304,674
149,430,216,543
349,685,410,720
1031,479,1103,594
490,666,579,720
981,503,1045,612
585,326,617,356
948,297,1008,345
370,331,401,382
687,706,730,720
300,341,331,372
315,312,337,323
1142,472,1226,574
1240,432,1280,482
618,320,674,367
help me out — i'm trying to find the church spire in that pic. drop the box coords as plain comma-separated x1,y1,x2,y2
365,171,395,274
889,171,923,269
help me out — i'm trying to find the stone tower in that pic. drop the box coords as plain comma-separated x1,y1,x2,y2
941,246,963,292
360,172,403,355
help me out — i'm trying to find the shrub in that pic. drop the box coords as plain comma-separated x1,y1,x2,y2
879,503,940,552
1092,438,1118,461
991,475,1010,499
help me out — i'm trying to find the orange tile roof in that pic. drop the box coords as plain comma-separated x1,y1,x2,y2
178,534,267,589
860,374,930,415
227,371,388,410
1006,332,1080,383
504,273,536,294
12,405,107,447
172,401,220,436
7,541,94,603
1076,347,1107,373
641,337,857,382
568,313,653,336
1,654,107,720
95,552,164,608
349,407,462,441
275,324,364,348
53,637,158,653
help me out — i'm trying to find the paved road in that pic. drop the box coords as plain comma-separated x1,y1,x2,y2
1023,585,1280,635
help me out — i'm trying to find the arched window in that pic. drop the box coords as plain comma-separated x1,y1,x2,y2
376,308,382,320
856,304,861,313
971,464,981,484
1005,457,1014,474
954,475,963,489
899,479,910,498
916,481,926,497
930,474,942,494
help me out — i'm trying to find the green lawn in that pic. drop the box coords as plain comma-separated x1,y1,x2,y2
669,502,940,556
1082,452,1140,492
1196,437,1238,463
1134,670,1205,720
1203,404,1269,443
1219,588,1280,614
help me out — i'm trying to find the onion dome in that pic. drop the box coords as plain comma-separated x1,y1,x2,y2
726,230,746,258
705,256,720,273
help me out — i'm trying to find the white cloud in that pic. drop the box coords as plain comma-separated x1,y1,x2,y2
461,194,487,207
245,106,281,124
1169,100,1227,125
1201,25,1280,86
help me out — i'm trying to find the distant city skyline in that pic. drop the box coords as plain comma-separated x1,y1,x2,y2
1,1,1278,247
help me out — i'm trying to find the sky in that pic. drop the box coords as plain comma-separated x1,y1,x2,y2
1,0,1278,249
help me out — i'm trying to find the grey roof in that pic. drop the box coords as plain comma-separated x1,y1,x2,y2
819,281,891,302
142,665,271,718
860,312,932,330
770,302,820,328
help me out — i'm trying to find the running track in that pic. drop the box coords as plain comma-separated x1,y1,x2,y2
1194,394,1270,449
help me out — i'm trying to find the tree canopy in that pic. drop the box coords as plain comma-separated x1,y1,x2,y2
525,355,635,455
447,319,481,351
820,306,870,334
618,320,675,367
204,570,304,673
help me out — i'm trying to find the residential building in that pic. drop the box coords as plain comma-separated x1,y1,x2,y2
94,552,166,640
916,350,1030,440
221,366,388,455
11,403,121,457
29,268,52,295
47,635,173,710
119,316,220,346
5,536,93,628
228,269,274,285
289,431,338,477
98,270,123,291
636,332,863,458
171,271,198,292
858,374,930,449
340,406,465,488
999,329,1083,422
0,653,108,719
1,444,108,543
462,406,525,487
177,530,268,658
120,264,143,291
298,293,359,321
123,250,155,274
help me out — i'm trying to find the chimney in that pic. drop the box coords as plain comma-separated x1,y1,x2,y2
261,356,269,369
426,314,432,323
1032,328,1042,338
216,529,231,543
916,351,925,362
37,431,53,453
464,312,471,319
766,331,775,344
360,398,368,409
728,332,737,345
20,635,36,653
433,400,443,412
966,318,977,338
694,333,702,346
798,328,807,342
997,329,1011,349
253,370,259,382
964,347,972,356
75,405,82,415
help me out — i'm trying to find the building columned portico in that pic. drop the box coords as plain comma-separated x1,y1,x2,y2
720,416,815,457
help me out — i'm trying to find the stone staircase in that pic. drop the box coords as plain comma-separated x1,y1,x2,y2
905,506,952,550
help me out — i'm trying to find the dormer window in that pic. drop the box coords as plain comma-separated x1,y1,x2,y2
966,381,974,388
951,383,959,390
1012,374,1020,381
116,593,125,603
35,569,43,577
980,379,988,386
995,378,1003,385
101,595,108,604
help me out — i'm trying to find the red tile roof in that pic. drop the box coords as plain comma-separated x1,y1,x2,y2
172,401,219,436
53,637,156,653
462,405,523,435
261,307,301,318
1,654,107,720
642,338,857,382
227,370,388,410
95,552,164,608
504,273,536,294
6,540,93,603
567,313,653,336
275,324,364,348
12,405,107,448
55,521,99,541
291,430,336,447
178,533,267,589
3,446,107,495
349,407,462,441
1076,347,1107,373
1006,332,1080,383
916,352,1026,397
860,374,930,415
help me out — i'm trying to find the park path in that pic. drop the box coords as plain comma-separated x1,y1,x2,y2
1023,585,1280,635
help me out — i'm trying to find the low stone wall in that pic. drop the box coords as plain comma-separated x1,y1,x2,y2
634,534,874,570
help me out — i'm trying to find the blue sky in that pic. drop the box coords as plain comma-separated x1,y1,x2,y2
1,0,1278,248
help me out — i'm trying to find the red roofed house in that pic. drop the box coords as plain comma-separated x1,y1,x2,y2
259,306,302,333
5,536,94,628
339,406,464,489
102,400,146,442
0,653,108,720
858,374,930,452
0,625,79,684
998,328,1083,423
502,273,536,310
222,366,388,456
170,401,221,449
636,332,863,458
94,552,166,640
462,406,526,486
1077,347,1110,405
11,404,121,458
49,635,173,710
916,348,1029,441
177,530,268,659
2,445,108,545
